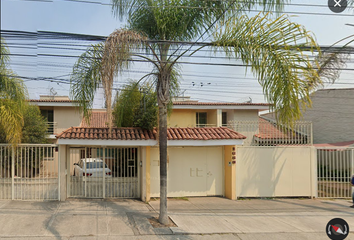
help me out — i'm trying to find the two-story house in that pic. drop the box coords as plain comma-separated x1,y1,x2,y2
30,95,274,201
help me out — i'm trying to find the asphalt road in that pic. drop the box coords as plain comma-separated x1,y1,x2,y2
0,197,354,239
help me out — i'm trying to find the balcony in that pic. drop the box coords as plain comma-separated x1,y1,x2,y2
46,122,58,136
196,124,217,128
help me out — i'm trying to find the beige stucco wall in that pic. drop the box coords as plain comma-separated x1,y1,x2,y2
140,146,150,202
150,146,223,197
54,107,82,134
168,109,220,127
233,110,259,122
206,110,217,126
236,146,316,198
168,109,196,127
168,109,260,128
43,150,59,175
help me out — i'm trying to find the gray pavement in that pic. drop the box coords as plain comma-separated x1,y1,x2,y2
0,197,354,239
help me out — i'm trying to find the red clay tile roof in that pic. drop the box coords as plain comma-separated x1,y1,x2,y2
28,99,77,103
173,101,270,106
80,112,109,128
314,140,354,148
57,127,246,140
255,118,289,139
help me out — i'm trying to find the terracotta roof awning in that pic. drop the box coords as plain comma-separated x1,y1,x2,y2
29,99,77,103
57,127,246,146
173,102,270,106
29,99,79,107
314,140,354,148
172,101,270,110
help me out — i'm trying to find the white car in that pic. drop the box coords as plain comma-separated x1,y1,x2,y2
73,158,112,177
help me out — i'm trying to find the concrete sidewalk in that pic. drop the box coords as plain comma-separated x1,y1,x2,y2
0,197,354,239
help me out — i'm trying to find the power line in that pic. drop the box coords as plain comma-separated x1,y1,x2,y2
12,0,354,17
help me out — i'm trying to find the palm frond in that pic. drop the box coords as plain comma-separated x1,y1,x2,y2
212,12,320,124
0,39,27,144
0,99,24,144
101,29,146,128
1,38,10,70
312,35,354,88
0,71,28,103
70,43,103,123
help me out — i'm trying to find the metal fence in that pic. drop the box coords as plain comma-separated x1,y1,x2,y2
68,147,139,199
0,144,59,200
228,119,313,146
317,147,353,198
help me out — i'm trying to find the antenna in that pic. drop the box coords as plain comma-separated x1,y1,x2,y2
49,87,57,99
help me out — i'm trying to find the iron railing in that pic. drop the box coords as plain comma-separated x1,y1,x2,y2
46,122,57,135
228,119,313,146
0,144,59,200
317,147,354,198
196,124,217,128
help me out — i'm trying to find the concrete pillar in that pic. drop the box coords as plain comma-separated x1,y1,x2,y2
216,109,222,127
58,144,67,201
141,146,151,202
224,145,236,200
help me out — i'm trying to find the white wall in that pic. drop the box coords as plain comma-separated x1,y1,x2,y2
236,146,316,198
150,146,223,197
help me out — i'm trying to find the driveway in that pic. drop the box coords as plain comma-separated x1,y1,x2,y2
0,197,353,239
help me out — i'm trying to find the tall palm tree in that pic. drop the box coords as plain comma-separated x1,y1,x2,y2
71,1,326,224
0,38,27,144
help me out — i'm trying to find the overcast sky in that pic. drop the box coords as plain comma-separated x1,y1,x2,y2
2,0,354,108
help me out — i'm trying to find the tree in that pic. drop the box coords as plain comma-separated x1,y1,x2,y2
0,38,27,144
0,104,48,144
71,1,328,224
21,105,48,144
113,81,158,130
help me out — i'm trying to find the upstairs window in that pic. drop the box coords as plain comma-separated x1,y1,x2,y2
41,110,54,134
41,110,54,122
196,112,207,127
222,112,227,126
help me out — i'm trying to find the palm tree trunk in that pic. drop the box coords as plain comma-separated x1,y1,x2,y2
158,103,169,225
157,43,170,225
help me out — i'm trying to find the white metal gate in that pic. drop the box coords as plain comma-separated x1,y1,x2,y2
68,147,139,198
0,144,59,200
317,147,354,198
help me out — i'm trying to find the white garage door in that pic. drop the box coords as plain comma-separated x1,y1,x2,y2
150,147,223,197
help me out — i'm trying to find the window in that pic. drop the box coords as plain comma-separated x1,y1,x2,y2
222,112,227,126
41,110,54,134
41,110,54,122
196,112,207,127
86,162,107,169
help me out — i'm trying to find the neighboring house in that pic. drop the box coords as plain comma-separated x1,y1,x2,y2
262,88,354,144
29,95,82,141
237,117,312,146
